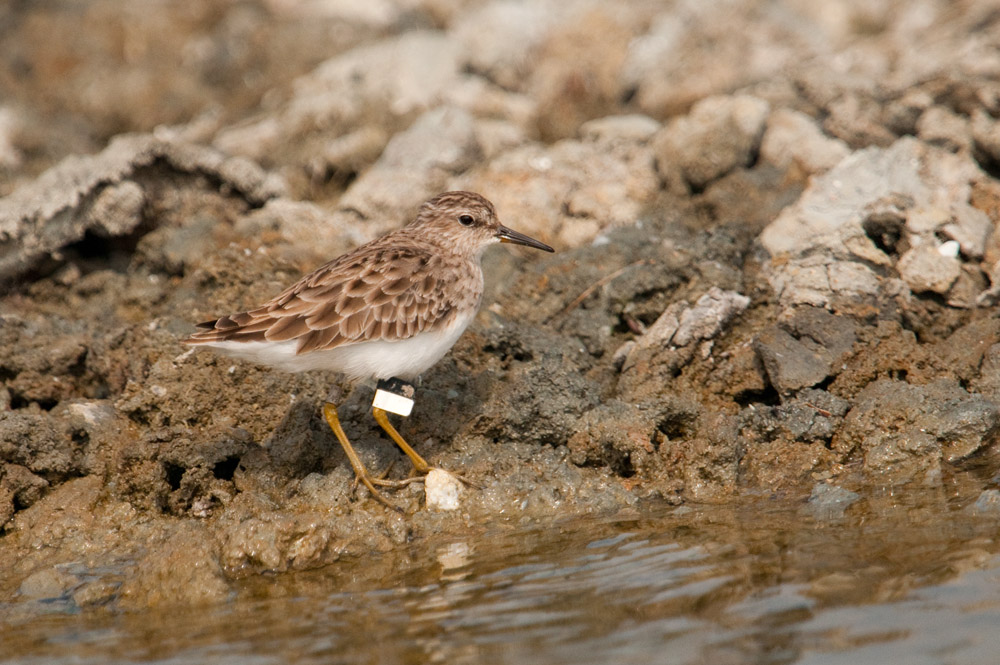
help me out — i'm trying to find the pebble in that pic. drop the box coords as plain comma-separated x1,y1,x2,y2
425,469,462,511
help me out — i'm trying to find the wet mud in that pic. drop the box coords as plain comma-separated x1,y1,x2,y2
3,0,1000,619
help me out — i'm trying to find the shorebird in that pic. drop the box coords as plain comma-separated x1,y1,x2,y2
184,191,553,507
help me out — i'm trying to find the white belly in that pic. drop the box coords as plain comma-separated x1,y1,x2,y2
200,309,475,381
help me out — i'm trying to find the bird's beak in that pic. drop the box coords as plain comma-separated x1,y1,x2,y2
496,225,554,252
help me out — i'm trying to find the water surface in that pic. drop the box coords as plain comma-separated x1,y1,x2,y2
4,491,1000,664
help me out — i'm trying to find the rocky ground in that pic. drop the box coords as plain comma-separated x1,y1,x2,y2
4,0,1000,612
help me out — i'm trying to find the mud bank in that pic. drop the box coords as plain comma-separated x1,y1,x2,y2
4,0,1000,612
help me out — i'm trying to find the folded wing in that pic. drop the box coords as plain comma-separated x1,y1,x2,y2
185,244,461,354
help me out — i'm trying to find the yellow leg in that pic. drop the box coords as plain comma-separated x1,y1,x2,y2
323,403,404,511
372,407,478,488
372,407,431,474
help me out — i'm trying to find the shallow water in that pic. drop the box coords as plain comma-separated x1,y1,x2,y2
4,491,1000,664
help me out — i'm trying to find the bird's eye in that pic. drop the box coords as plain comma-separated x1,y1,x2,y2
458,214,475,226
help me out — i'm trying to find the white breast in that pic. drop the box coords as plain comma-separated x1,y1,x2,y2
200,308,477,382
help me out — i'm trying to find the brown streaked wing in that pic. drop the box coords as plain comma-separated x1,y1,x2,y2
296,326,343,354
305,301,340,330
265,314,311,341
335,296,367,317
228,318,275,335
292,281,344,304
186,236,476,353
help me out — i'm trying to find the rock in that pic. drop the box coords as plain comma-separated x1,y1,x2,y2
806,483,859,520
0,412,78,477
442,75,537,134
896,241,962,295
760,137,991,310
268,0,407,28
972,108,1000,162
579,114,660,144
622,8,811,117
474,324,601,450
973,342,1000,401
71,580,119,608
336,106,480,238
627,302,683,355
942,203,992,260
939,397,1000,463
675,414,742,501
834,379,1000,482
310,126,389,182
234,198,343,256
214,31,461,161
742,389,851,447
454,113,659,247
452,1,561,91
754,328,831,394
425,469,462,511
219,516,341,576
528,7,636,140
619,287,750,394
0,486,11,527
0,106,22,169
754,307,857,395
567,398,698,486
119,525,230,608
1,464,48,513
0,134,283,283
672,288,750,347
18,566,80,600
653,95,770,190
85,180,146,237
822,91,897,148
917,106,972,152
625,287,749,363
760,108,850,175
7,477,103,550
785,307,859,363
472,118,530,161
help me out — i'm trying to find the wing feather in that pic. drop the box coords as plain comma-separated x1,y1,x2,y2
183,236,483,356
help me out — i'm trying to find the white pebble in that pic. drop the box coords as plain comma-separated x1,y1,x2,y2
938,240,961,257
425,469,462,511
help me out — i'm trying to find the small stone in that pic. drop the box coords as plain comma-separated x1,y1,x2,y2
760,108,850,174
942,204,992,259
425,468,462,511
916,106,972,152
611,340,636,371
938,240,961,258
580,114,661,144
806,483,859,520
313,126,388,179
897,242,962,295
72,581,119,608
754,327,831,394
653,94,770,189
18,567,80,600
672,287,750,347
88,180,146,237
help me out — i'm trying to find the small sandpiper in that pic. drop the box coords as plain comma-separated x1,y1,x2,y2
184,191,553,507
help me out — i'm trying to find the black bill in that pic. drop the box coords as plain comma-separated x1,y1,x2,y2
496,225,554,252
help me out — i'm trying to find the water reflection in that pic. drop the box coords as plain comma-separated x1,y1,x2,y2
4,491,1000,664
